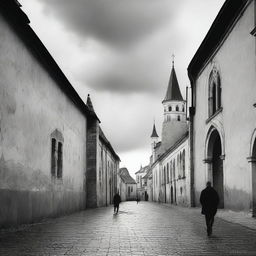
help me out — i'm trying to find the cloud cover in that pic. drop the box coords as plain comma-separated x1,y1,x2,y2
20,0,225,174
37,0,187,95
40,0,182,48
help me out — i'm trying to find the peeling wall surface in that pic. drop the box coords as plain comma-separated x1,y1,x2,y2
0,14,87,227
193,2,256,211
152,138,190,206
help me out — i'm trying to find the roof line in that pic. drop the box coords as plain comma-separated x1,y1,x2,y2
151,132,189,168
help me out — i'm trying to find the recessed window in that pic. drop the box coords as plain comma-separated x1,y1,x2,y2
57,142,63,178
51,129,64,179
177,115,180,121
208,67,221,117
176,105,179,111
169,106,172,111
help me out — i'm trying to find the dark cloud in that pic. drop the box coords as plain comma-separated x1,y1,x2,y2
79,54,168,94
38,0,182,49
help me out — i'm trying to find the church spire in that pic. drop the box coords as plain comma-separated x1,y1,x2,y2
150,122,159,138
162,55,183,102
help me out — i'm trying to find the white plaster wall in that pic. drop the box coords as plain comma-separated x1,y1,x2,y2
0,15,86,193
0,14,88,226
193,2,256,210
162,138,190,206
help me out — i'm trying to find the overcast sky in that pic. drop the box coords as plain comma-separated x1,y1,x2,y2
20,0,225,178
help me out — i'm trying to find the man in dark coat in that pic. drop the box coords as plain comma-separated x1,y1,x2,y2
113,192,121,214
200,181,219,236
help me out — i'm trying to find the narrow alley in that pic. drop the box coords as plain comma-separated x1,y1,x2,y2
0,202,256,256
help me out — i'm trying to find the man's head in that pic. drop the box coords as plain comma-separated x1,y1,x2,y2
206,181,212,187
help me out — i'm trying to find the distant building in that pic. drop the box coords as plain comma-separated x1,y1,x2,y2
117,168,136,201
135,165,150,201
143,169,153,201
0,0,119,228
148,60,192,206
188,0,256,215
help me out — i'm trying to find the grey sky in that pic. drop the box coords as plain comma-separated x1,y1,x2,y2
20,0,225,176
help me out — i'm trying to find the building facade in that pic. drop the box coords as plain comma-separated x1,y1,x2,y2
151,134,190,206
188,0,256,214
0,1,119,228
97,126,120,207
149,61,191,206
135,165,150,200
117,168,137,201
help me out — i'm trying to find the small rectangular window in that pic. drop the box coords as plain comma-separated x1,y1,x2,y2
57,142,63,179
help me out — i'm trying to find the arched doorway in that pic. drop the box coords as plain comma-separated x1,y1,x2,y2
207,129,224,208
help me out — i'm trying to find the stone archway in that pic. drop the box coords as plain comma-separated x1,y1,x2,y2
252,140,256,217
248,132,256,217
206,128,224,208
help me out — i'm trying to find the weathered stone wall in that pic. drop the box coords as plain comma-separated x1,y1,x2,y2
193,2,255,211
86,120,99,208
0,14,87,227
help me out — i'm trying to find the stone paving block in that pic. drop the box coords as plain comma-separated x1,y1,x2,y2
0,202,256,255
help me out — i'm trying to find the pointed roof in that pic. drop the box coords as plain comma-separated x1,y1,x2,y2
86,94,95,112
118,168,136,184
163,64,183,102
150,123,159,138
86,94,100,122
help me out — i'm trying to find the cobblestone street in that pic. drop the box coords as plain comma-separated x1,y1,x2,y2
0,202,256,256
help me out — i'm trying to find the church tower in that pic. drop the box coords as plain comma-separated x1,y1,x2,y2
150,122,159,163
161,57,188,152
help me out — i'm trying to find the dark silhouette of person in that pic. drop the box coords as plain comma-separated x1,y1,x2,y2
200,181,219,236
136,196,140,204
113,192,121,214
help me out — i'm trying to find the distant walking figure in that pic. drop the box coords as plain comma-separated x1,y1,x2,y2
136,196,140,204
200,181,219,236
113,192,121,214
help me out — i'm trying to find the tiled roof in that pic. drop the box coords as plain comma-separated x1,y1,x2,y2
135,165,149,175
118,168,136,184
163,65,183,102
143,168,152,179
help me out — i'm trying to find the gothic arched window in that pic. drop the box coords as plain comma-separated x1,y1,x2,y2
170,160,172,182
182,149,185,177
208,67,221,117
